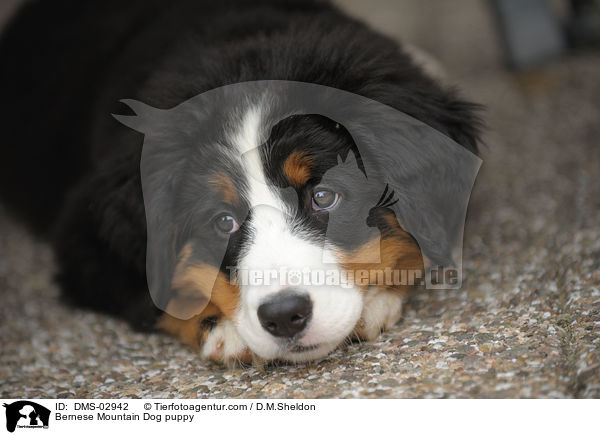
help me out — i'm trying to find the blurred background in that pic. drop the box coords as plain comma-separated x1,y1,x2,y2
1,0,599,398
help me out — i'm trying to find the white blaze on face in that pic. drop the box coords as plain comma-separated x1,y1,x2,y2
228,105,363,362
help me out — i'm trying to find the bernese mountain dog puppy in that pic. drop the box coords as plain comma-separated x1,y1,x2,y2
0,0,481,366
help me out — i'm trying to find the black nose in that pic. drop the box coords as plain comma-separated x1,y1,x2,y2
257,291,312,338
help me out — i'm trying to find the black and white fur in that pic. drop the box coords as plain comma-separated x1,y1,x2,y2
0,0,481,365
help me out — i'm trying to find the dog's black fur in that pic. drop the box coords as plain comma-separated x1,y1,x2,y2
0,0,481,330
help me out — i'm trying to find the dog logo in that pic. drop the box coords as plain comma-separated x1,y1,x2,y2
3,401,50,433
114,80,482,319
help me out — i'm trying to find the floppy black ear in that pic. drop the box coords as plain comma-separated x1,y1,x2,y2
114,98,194,316
115,97,231,319
141,171,178,314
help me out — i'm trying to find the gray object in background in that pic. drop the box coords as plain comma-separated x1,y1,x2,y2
491,0,566,69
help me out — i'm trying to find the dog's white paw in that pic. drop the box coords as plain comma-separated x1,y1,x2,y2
201,319,252,367
355,288,405,341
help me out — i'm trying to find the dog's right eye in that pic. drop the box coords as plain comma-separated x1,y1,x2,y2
312,189,340,211
214,214,240,234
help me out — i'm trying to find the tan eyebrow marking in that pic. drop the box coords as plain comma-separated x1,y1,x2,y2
209,172,238,205
283,151,314,188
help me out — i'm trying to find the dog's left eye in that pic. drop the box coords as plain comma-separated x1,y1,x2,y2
312,189,340,211
214,214,240,234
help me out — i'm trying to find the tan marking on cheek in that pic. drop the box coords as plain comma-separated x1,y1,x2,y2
163,244,209,319
209,172,238,205
169,244,239,319
157,302,221,349
283,151,313,188
338,214,421,341
341,227,423,291
171,264,239,318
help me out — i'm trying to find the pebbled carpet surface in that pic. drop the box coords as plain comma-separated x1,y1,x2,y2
1,1,599,398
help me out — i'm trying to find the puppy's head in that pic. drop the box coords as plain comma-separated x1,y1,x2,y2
116,82,480,362
167,111,421,361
